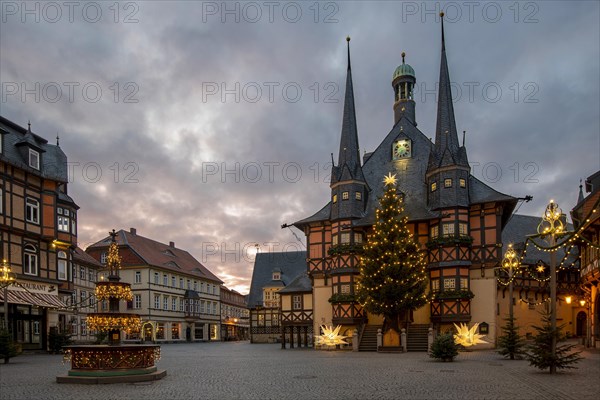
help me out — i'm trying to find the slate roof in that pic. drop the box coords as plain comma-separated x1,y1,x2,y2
87,229,222,283
73,247,103,268
278,273,312,294
331,39,364,185
247,251,307,308
0,116,68,183
428,19,468,170
501,215,577,266
293,25,517,229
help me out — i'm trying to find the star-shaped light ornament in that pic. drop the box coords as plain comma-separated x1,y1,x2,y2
383,173,397,186
315,325,349,346
453,323,488,347
536,264,546,273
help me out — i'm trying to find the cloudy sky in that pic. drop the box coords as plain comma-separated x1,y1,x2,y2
1,1,599,293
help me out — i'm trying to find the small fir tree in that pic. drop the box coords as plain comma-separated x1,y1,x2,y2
526,309,582,372
0,328,18,364
357,173,429,331
497,314,526,360
429,333,458,362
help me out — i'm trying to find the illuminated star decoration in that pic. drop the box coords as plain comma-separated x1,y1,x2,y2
453,323,488,347
315,325,349,346
536,264,546,273
383,173,397,186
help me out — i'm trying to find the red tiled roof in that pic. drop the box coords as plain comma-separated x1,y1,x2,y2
87,229,222,283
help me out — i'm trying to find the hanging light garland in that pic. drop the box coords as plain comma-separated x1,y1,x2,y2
86,313,141,333
95,281,133,301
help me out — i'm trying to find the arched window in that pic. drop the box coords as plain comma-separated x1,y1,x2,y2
24,244,38,275
57,250,68,280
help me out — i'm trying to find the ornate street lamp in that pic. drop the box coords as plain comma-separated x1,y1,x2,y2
536,200,565,374
502,244,520,322
1,259,16,332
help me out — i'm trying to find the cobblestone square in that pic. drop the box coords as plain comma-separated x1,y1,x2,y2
1,341,598,399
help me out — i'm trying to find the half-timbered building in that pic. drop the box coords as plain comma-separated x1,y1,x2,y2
291,19,584,349
572,171,600,347
0,116,74,351
247,251,306,343
52,247,103,343
279,273,312,348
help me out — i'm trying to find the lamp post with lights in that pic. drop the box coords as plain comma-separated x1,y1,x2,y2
1,259,16,332
502,244,520,322
536,200,564,374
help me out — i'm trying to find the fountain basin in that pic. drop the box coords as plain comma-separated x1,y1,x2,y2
57,344,166,384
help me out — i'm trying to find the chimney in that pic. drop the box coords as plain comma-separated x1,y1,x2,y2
130,228,136,235
169,241,175,248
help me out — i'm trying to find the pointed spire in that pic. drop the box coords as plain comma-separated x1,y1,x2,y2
441,11,446,50
431,11,464,167
335,36,364,182
346,36,351,71
27,120,31,132
578,179,584,204
56,133,60,147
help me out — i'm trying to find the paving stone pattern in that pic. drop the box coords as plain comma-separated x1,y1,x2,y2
0,341,598,399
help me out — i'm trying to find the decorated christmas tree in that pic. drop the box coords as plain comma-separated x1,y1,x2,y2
526,309,582,371
357,173,429,332
497,314,526,360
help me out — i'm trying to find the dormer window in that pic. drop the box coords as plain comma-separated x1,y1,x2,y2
342,191,349,200
444,178,452,188
272,271,281,280
29,149,40,170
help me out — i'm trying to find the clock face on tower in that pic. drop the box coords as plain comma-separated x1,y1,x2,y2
393,139,412,160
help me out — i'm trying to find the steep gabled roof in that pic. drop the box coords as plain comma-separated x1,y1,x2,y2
247,251,306,308
293,202,331,228
0,116,69,182
279,273,312,294
73,247,103,268
501,215,577,266
87,229,222,283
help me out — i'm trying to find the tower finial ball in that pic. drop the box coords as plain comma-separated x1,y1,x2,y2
346,36,350,42
440,11,445,17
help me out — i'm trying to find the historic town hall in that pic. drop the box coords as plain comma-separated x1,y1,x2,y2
282,17,583,349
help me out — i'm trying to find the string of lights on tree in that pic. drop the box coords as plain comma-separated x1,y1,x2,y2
356,173,429,316
496,197,599,313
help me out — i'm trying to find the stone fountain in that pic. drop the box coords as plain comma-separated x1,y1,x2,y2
57,230,166,383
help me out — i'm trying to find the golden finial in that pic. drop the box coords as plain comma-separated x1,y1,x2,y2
401,51,405,63
440,11,445,18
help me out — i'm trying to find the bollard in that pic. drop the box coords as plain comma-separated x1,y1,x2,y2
427,328,434,354
352,329,359,352
401,328,407,352
377,328,383,350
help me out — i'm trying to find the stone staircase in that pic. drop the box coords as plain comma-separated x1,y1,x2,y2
359,325,382,352
406,324,430,352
